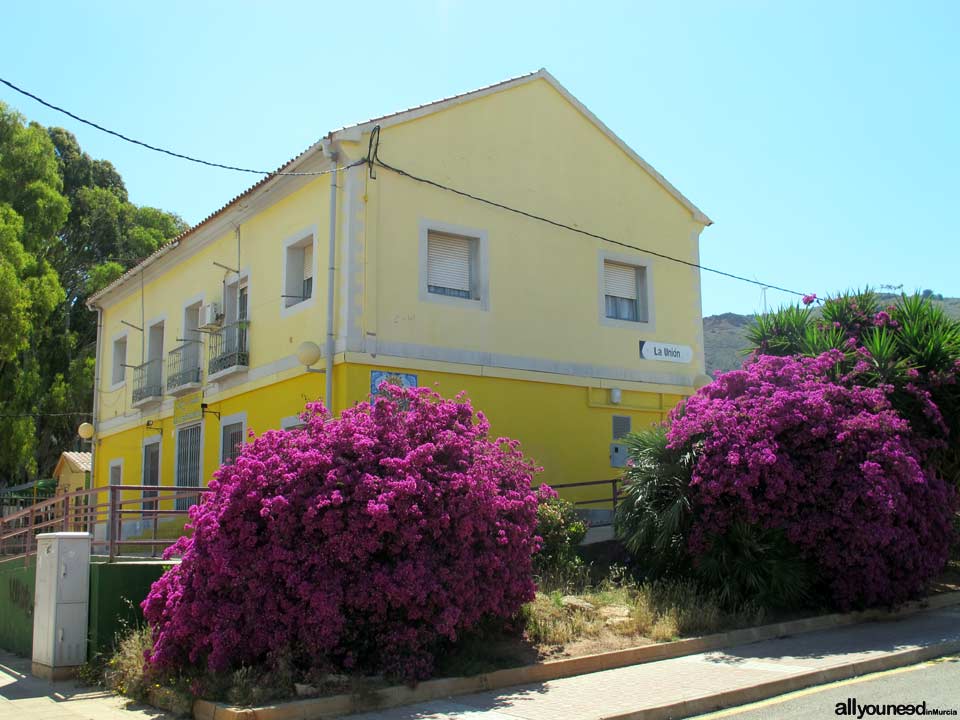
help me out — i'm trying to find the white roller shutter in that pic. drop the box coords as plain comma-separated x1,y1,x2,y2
428,232,472,294
604,261,638,299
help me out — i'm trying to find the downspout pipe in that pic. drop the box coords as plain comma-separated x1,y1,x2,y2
90,304,104,486
325,152,338,410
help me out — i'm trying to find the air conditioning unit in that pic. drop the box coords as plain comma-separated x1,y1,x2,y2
199,302,222,329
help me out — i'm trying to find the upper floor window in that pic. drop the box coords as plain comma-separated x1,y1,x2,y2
419,221,489,310
111,335,127,386
603,260,649,323
283,231,315,309
427,231,476,299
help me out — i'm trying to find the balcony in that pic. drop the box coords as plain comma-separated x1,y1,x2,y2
167,343,202,395
207,321,250,380
131,358,163,406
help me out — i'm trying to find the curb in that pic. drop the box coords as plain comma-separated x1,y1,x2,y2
191,591,960,720
603,641,960,720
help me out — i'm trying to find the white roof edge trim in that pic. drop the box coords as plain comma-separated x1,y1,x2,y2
86,140,332,308
331,68,712,226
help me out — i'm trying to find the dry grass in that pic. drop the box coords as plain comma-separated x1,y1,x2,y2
102,626,153,701
524,575,762,648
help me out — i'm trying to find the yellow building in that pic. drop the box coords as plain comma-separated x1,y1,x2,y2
86,69,711,523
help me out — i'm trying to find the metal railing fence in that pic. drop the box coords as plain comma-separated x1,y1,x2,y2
0,484,212,565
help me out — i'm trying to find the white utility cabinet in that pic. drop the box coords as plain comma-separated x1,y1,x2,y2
32,532,91,680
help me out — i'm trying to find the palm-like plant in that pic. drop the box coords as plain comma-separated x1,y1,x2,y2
614,425,697,578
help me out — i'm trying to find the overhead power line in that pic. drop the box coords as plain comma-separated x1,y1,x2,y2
0,76,351,177
372,158,809,297
1,76,810,298
0,411,92,419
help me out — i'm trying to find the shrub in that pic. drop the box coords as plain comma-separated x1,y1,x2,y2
669,351,956,608
103,626,153,702
142,385,542,681
615,425,696,579
746,291,960,485
533,491,587,581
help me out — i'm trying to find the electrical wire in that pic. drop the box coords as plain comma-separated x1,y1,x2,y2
1,76,811,297
0,412,92,419
373,157,809,298
0,76,354,177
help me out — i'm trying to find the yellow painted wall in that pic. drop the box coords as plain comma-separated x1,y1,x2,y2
94,357,684,509
90,74,706,514
97,173,335,424
360,78,705,378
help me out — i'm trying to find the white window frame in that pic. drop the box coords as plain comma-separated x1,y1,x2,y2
218,411,248,465
280,226,318,317
108,458,124,486
109,331,129,390
598,250,655,331
418,219,489,311
280,414,307,431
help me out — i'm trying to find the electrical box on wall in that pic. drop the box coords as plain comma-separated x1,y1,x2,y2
610,442,628,468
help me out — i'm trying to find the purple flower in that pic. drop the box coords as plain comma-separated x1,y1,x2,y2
802,293,818,306
668,352,956,609
142,385,543,681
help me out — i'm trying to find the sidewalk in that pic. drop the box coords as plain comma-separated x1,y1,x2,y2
352,604,960,720
0,651,173,720
0,605,957,720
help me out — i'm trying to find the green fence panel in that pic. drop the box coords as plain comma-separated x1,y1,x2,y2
88,561,170,658
0,557,36,656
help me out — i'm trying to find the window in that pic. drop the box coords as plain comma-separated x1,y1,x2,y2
111,335,127,386
221,421,244,465
283,234,315,308
427,231,476,299
612,415,632,440
109,460,123,485
142,440,160,514
175,424,202,510
419,221,489,309
603,261,648,323
280,415,306,431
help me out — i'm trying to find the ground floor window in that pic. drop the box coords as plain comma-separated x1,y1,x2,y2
175,424,201,510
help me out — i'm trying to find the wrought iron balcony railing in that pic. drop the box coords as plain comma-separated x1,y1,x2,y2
132,358,163,404
208,321,250,376
167,343,202,393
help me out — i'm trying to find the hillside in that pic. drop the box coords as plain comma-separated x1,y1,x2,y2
704,294,960,375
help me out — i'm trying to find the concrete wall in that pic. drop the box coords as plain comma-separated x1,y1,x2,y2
0,558,36,656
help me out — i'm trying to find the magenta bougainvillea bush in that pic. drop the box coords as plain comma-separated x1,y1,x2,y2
142,385,543,680
668,350,956,608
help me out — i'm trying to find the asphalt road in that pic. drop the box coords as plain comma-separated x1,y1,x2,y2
691,655,960,720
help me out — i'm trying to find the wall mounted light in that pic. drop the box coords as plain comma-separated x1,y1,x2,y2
609,388,622,405
297,341,325,374
77,422,94,440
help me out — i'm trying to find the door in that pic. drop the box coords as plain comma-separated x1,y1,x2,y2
142,441,160,515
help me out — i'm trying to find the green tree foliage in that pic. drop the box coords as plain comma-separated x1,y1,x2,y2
0,102,186,484
533,494,587,581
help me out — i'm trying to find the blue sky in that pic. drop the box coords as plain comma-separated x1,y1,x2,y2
3,1,957,315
